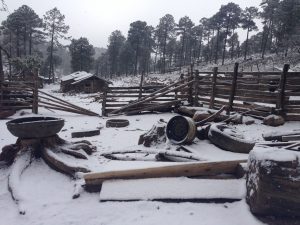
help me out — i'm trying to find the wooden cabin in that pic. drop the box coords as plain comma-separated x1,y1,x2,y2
61,71,111,93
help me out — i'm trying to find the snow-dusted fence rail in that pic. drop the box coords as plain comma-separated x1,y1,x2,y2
101,63,300,120
102,82,191,116
194,63,300,121
0,80,37,112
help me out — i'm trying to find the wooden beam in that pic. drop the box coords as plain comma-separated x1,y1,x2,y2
84,159,246,192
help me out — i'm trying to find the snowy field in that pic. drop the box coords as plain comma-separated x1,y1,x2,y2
1,83,300,225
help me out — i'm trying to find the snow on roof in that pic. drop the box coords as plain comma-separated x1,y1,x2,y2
61,71,92,82
61,71,110,85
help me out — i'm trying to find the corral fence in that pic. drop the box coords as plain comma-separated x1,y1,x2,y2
102,63,300,121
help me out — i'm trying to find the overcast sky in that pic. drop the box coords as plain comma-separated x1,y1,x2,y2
1,0,262,48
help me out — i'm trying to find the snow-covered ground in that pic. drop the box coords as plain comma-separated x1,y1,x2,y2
1,83,299,225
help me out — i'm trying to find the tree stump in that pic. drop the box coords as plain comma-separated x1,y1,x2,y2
246,146,300,218
0,134,96,214
138,122,166,147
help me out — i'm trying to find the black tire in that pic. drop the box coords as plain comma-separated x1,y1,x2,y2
106,119,129,128
208,123,255,154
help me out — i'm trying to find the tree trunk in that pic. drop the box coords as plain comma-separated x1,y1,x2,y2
222,22,230,65
209,29,215,63
244,27,250,60
214,28,220,64
23,26,27,56
0,50,4,82
49,23,55,82
9,31,12,80
179,30,186,72
162,30,167,74
197,34,202,61
29,31,32,56
134,40,139,76
16,29,20,57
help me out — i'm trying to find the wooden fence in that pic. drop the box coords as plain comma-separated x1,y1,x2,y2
102,84,191,116
194,63,300,121
102,63,300,121
0,81,38,113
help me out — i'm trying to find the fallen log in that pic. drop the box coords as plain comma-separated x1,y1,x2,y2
84,159,246,192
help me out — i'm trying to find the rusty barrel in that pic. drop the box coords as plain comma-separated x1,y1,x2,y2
166,116,196,144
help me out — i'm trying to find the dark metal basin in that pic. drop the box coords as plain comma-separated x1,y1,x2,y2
6,117,65,138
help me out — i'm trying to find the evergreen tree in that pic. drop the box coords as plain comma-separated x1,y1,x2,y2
69,37,95,72
156,14,176,73
127,21,152,75
107,30,125,76
43,7,69,81
219,2,241,65
241,7,259,60
176,16,194,70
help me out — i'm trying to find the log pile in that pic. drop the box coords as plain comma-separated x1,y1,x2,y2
246,146,300,218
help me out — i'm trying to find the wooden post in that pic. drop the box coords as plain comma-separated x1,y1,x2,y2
209,67,218,109
193,70,200,106
227,63,239,115
102,87,108,116
188,74,194,105
138,71,144,99
32,69,39,114
276,64,289,115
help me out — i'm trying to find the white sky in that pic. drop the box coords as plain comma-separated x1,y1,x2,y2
1,0,262,48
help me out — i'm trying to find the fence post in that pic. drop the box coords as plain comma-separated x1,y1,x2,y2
102,87,108,116
188,72,194,105
32,69,39,114
227,63,239,114
276,64,289,115
194,70,200,106
209,67,218,109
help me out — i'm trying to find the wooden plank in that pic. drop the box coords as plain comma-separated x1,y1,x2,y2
84,160,246,192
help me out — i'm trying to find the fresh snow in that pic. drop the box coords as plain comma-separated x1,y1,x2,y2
1,82,300,225
100,177,246,201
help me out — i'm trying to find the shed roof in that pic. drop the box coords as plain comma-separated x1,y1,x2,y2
61,71,110,85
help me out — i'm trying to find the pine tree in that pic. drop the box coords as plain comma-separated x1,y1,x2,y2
219,3,241,65
241,7,258,60
156,14,175,73
107,30,125,76
69,37,95,72
44,7,69,81
127,21,152,75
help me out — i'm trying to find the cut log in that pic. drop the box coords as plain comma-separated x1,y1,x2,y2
71,129,100,138
84,159,246,192
246,146,300,218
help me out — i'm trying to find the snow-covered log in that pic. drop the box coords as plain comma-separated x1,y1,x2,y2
8,151,33,215
246,146,300,218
